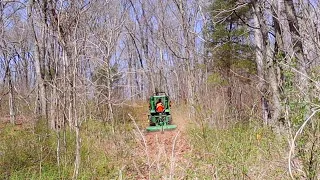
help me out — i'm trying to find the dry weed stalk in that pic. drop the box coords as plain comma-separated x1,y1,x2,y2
128,113,151,179
288,108,320,179
169,130,180,180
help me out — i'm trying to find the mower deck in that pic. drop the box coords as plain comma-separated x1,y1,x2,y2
146,124,177,132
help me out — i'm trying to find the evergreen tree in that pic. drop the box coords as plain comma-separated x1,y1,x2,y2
206,0,255,79
206,0,255,106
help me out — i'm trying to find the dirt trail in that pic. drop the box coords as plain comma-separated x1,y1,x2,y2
134,107,192,179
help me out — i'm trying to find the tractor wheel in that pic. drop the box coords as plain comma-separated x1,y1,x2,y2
149,121,156,126
149,115,155,126
150,122,156,126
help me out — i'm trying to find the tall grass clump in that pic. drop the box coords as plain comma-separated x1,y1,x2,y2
187,122,288,179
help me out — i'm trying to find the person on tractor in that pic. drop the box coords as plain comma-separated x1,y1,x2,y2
156,99,165,113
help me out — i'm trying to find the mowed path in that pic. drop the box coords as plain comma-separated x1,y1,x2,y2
133,106,192,179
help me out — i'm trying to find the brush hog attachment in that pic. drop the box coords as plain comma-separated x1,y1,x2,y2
146,113,177,132
146,125,177,132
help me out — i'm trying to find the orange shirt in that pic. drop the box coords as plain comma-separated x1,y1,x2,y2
156,103,165,112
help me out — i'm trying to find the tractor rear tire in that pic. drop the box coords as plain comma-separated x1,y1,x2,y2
150,122,156,126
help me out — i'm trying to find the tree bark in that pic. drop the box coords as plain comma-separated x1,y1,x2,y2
252,1,270,124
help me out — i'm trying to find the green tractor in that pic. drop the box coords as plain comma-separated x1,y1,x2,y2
146,92,177,132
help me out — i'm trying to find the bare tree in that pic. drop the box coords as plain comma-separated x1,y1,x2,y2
28,0,48,120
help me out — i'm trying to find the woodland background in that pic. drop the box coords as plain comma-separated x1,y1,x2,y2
1,0,320,179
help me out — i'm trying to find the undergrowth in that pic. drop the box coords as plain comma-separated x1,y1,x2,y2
0,117,138,179
0,103,296,179
187,121,288,179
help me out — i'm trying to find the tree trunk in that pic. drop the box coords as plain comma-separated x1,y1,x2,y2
106,60,115,133
8,68,15,124
72,58,80,179
284,0,310,116
252,1,270,124
276,0,293,58
29,1,47,120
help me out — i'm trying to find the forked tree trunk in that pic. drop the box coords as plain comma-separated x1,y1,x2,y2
29,1,47,120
